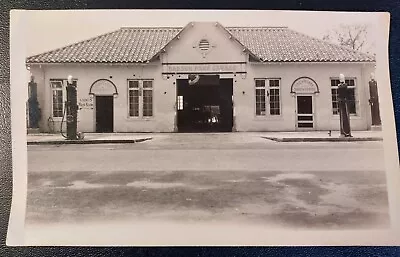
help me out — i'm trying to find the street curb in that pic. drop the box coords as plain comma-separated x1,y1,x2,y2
27,137,152,145
262,137,383,142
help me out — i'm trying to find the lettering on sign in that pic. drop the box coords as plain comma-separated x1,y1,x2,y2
78,96,94,110
162,63,245,74
291,77,319,94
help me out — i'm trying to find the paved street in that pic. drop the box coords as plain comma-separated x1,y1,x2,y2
25,133,390,243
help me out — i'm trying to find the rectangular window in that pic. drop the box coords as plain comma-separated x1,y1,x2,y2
255,79,266,116
51,80,64,117
128,80,140,117
128,80,153,118
142,80,153,117
255,78,281,116
331,78,357,115
177,96,184,110
269,79,280,115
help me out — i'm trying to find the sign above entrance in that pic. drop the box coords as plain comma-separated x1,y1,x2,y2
162,62,246,74
89,79,118,96
291,77,319,94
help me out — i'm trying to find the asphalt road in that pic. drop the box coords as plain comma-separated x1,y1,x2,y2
25,133,390,243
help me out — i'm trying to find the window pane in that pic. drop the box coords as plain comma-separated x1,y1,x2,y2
269,79,279,88
255,88,266,115
346,79,355,87
177,96,184,110
331,79,339,87
143,89,153,117
331,88,338,115
255,79,265,88
51,81,63,89
348,88,356,114
298,122,313,128
52,89,63,117
129,90,139,117
143,81,153,88
269,82,280,116
129,80,139,88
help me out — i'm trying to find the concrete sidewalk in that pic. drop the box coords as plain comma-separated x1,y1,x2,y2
27,133,155,145
259,131,383,142
26,130,383,145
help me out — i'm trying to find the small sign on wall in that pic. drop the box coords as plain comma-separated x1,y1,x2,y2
291,77,319,94
78,96,94,110
162,63,246,74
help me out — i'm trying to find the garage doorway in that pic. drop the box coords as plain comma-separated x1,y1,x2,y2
176,76,233,132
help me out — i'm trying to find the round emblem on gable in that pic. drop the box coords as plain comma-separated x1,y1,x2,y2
291,77,319,94
198,39,210,51
193,37,215,57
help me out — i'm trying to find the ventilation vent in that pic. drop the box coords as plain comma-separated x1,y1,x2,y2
198,39,210,51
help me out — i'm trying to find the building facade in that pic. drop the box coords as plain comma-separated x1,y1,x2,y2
26,22,376,133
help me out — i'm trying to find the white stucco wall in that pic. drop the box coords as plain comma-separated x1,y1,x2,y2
233,62,375,132
30,62,177,133
30,61,374,133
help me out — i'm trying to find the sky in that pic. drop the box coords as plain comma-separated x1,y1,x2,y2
19,9,382,57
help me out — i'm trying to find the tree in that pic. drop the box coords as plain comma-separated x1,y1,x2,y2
322,24,374,54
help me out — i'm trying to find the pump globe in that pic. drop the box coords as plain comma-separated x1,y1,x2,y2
339,73,345,83
370,72,375,80
67,75,73,84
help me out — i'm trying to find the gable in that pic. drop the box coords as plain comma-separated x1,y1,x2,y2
159,22,248,64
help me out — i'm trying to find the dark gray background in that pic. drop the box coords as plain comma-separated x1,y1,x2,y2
1,1,400,256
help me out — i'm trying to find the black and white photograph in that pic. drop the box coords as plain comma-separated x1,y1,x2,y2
7,9,400,246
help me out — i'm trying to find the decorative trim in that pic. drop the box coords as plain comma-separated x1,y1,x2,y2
162,71,247,75
290,76,320,94
89,79,118,96
161,62,246,65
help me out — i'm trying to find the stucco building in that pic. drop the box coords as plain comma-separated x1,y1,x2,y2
26,22,377,133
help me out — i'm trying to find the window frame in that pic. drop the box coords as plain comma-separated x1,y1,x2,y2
330,77,358,116
50,79,66,120
127,79,154,119
254,78,282,117
177,95,184,111
50,78,79,120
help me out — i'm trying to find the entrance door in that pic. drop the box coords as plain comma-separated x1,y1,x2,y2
96,96,114,132
296,95,313,129
176,77,233,132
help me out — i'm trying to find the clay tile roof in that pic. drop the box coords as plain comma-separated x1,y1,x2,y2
26,27,182,64
226,27,375,62
26,25,375,64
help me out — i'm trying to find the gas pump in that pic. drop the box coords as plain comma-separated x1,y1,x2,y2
61,75,81,140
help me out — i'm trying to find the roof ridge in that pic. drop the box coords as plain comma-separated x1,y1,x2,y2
120,26,183,29
226,26,288,29
286,28,375,60
26,28,122,60
119,26,289,29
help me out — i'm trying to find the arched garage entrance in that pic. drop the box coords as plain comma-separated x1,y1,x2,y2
89,79,118,133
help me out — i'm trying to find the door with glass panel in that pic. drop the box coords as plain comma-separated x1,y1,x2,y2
296,95,314,129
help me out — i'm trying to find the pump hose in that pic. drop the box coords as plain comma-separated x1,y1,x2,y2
60,102,67,139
